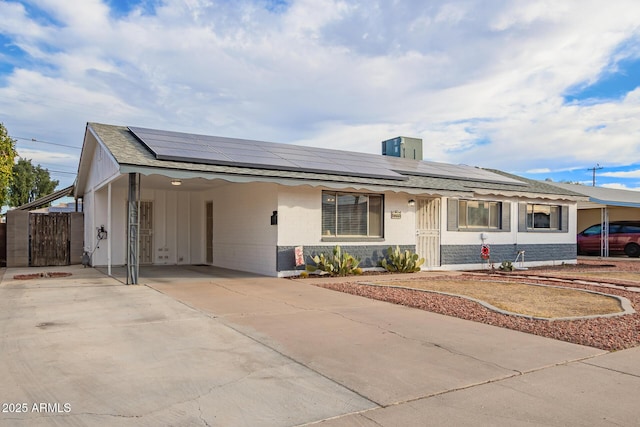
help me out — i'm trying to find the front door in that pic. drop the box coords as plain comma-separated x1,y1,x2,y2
416,198,441,268
139,201,153,264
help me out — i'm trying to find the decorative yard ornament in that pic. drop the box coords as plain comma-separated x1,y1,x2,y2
481,244,490,260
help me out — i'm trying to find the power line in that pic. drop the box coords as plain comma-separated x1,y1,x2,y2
11,136,81,150
47,169,77,176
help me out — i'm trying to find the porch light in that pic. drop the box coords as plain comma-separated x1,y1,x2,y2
408,199,416,207
171,179,182,186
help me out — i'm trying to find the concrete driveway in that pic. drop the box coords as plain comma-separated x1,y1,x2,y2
2,265,640,426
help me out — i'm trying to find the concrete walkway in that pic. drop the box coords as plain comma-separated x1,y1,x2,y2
2,265,640,426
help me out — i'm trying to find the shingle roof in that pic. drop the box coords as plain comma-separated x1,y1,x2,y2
86,122,582,199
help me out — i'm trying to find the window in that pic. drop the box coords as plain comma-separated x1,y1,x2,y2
526,204,560,230
458,200,501,229
448,199,510,232
518,203,568,232
322,191,383,238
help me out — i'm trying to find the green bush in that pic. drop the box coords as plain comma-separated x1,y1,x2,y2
305,245,362,276
499,261,514,272
380,246,425,273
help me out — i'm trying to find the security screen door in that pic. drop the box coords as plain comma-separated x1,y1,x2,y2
416,198,441,268
138,201,153,264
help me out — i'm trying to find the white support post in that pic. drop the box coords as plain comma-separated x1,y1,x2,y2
600,207,609,257
107,182,112,276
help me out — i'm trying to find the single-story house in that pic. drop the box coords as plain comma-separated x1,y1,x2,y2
75,123,585,281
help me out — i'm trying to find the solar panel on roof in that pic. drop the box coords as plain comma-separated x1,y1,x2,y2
128,126,525,185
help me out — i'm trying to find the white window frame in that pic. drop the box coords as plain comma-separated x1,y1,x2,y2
526,204,560,230
458,200,502,230
321,191,384,239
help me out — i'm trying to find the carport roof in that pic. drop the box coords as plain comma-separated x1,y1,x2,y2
13,185,75,211
79,122,584,200
547,182,640,208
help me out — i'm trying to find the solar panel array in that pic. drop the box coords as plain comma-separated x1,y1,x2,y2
128,126,525,185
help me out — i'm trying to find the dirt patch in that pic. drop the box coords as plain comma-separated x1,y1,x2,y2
370,279,624,319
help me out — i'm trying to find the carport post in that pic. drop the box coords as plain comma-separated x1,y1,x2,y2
107,181,112,276
601,207,609,257
127,173,140,285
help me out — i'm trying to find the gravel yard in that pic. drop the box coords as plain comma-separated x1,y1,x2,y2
312,259,640,351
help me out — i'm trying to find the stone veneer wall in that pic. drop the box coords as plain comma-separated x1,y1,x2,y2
277,245,415,271
440,243,577,265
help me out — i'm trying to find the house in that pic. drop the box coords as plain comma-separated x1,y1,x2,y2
74,123,585,281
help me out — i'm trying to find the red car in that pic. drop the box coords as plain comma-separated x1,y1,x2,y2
577,221,640,257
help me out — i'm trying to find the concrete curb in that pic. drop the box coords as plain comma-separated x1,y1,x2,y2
358,280,635,321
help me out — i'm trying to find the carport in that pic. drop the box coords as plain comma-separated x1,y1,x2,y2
550,183,640,256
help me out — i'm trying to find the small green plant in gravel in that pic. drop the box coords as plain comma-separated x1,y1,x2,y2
305,245,362,276
380,246,425,273
499,261,514,272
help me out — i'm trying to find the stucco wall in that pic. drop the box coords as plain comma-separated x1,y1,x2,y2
277,187,416,246
441,197,578,246
90,185,194,267
276,187,423,274
439,197,578,268
200,182,279,276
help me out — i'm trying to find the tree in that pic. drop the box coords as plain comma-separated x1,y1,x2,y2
9,158,59,207
0,123,18,207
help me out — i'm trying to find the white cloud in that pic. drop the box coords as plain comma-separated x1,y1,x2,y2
16,148,77,165
1,0,640,179
601,169,640,178
526,168,552,174
601,183,640,191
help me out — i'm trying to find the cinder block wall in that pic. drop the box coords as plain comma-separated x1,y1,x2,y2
69,212,84,265
7,210,29,267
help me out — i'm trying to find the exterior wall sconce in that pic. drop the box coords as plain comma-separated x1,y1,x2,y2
270,210,278,225
171,179,182,186
408,199,416,207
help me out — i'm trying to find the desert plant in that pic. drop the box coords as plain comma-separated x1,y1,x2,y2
380,246,425,273
305,245,362,276
499,261,514,272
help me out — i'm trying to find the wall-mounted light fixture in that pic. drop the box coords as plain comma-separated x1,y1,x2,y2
171,179,182,186
270,210,278,225
408,199,416,207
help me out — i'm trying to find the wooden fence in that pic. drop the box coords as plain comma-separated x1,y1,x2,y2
6,211,84,267
30,213,71,267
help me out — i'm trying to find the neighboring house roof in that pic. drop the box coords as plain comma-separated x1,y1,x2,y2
13,185,75,211
547,182,640,208
75,123,584,201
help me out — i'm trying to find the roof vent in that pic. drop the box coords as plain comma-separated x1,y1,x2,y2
381,137,423,160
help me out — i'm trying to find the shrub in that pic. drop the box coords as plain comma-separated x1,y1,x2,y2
305,245,362,276
380,246,425,273
499,261,514,272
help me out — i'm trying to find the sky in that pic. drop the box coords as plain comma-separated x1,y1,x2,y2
1,0,640,192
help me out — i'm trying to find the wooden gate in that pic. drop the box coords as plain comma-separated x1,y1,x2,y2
416,198,441,268
30,213,70,266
